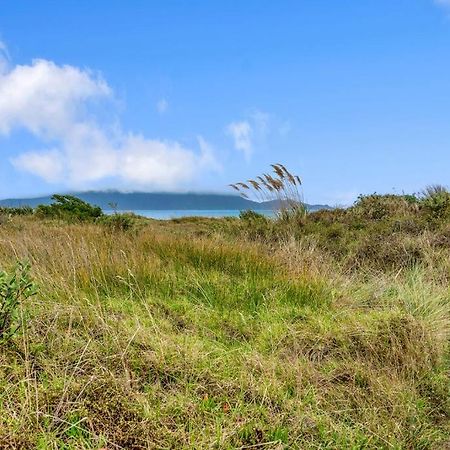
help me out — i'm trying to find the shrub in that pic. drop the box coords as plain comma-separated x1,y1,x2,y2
236,210,272,240
239,210,268,222
98,213,134,232
419,185,450,221
36,195,103,222
0,262,36,344
0,206,34,216
350,233,425,271
352,194,418,221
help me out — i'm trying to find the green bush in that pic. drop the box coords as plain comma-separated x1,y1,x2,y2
0,206,34,216
36,195,103,222
0,262,37,344
352,194,418,221
98,213,134,232
419,186,450,221
239,210,268,222
238,210,272,239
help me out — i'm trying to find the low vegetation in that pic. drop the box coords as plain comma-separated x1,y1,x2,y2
0,262,36,344
0,206,34,216
35,195,103,222
0,178,448,449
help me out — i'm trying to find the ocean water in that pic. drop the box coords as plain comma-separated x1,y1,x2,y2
105,209,275,220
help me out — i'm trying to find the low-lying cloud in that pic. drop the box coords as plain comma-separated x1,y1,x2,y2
0,56,218,190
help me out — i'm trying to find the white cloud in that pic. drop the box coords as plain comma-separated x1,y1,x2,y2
0,59,110,136
156,98,168,114
1,58,218,190
119,135,199,187
226,109,290,159
197,135,222,172
226,121,253,160
13,148,64,183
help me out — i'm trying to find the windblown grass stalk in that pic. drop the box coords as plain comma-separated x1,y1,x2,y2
230,163,306,220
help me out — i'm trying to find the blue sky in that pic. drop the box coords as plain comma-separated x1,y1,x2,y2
1,0,450,204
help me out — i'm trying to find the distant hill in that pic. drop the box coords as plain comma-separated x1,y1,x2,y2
0,191,330,212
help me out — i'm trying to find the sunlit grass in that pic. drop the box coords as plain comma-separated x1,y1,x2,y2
0,215,448,449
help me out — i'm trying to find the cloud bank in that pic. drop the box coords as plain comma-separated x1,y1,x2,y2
0,56,218,190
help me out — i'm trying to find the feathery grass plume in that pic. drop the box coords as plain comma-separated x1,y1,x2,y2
247,179,266,203
231,163,306,220
248,180,260,190
421,184,448,198
271,163,285,179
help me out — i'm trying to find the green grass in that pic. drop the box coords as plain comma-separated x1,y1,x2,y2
0,211,448,449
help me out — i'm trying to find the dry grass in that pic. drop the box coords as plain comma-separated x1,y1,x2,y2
0,216,448,449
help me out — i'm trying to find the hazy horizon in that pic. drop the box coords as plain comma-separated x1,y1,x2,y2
0,190,331,207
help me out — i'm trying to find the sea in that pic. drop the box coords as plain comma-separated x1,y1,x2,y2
105,209,275,220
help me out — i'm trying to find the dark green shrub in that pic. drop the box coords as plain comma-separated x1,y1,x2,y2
239,210,267,222
98,213,134,232
307,208,347,225
238,210,272,240
0,262,37,344
351,234,424,271
325,222,346,240
419,186,450,221
391,218,424,234
352,194,417,221
0,206,34,216
403,194,419,204
36,195,103,222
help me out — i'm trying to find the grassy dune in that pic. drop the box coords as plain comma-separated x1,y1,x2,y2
0,201,449,448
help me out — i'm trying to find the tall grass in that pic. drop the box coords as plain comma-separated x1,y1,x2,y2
0,214,448,448
230,163,306,220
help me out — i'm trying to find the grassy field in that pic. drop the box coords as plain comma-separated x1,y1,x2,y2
0,195,449,449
